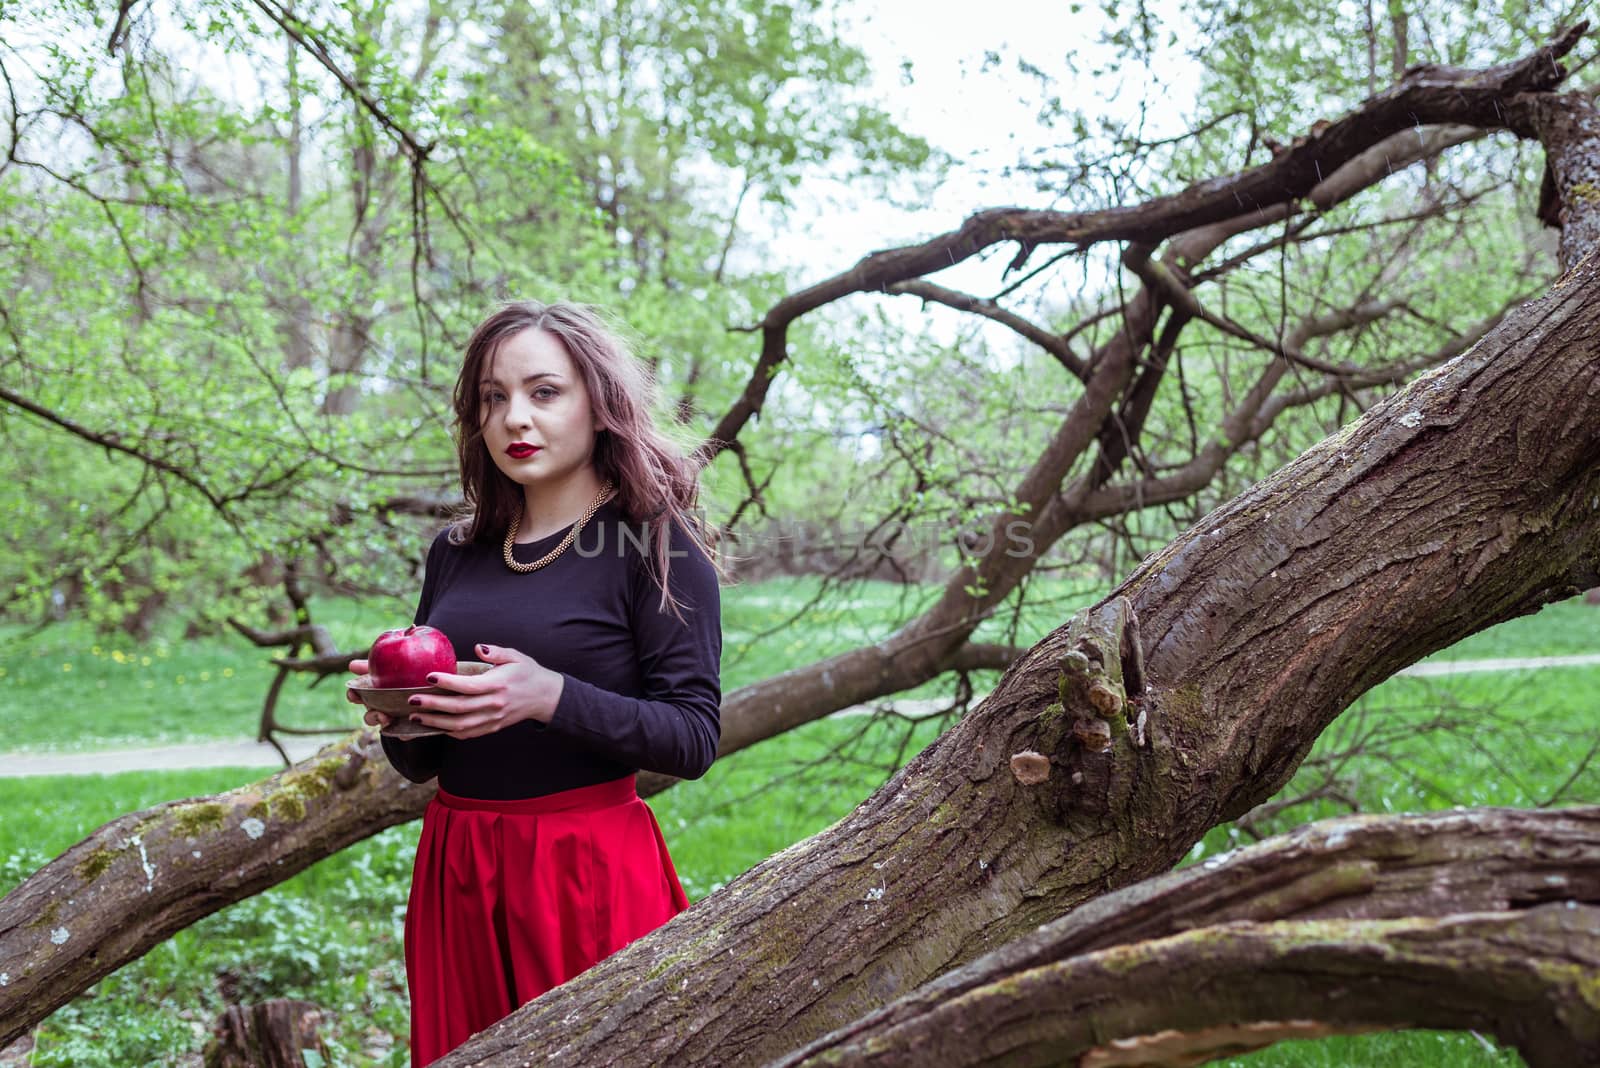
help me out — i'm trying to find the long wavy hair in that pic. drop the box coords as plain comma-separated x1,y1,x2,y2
447,300,720,618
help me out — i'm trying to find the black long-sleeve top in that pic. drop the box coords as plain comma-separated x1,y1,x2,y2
378,499,722,799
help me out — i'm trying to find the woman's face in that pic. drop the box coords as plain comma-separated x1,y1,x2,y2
479,328,602,494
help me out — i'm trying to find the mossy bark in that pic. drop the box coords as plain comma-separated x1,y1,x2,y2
0,734,419,1048
1524,88,1600,270
434,255,1600,1065
775,807,1600,1066
782,905,1600,1068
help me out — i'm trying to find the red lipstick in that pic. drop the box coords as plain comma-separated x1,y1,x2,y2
506,443,540,459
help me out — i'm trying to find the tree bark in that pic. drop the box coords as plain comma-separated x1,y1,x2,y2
4,135,1598,1067
432,249,1600,1066
773,806,1600,1066
781,906,1600,1068
0,733,415,1048
1521,88,1600,270
204,999,328,1068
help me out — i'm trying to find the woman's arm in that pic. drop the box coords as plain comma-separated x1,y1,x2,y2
379,726,448,783
544,521,722,779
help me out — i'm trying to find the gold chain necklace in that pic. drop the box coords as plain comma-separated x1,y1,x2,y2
502,480,616,574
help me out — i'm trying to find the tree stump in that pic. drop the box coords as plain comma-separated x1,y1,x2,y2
203,999,328,1068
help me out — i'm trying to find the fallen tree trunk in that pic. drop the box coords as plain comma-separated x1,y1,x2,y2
0,42,1572,1044
433,245,1600,1066
784,906,1600,1068
773,806,1600,1066
4,163,1597,1068
0,732,415,1047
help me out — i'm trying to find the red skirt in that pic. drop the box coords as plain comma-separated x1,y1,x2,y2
405,775,688,1066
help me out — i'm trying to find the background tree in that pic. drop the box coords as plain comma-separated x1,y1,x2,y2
0,0,928,638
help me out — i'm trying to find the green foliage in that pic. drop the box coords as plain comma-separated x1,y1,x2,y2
0,0,934,637
6,0,1576,651
1184,0,1582,133
481,0,931,226
0,574,1093,750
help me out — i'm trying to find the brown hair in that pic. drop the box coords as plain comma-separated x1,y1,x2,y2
448,300,720,618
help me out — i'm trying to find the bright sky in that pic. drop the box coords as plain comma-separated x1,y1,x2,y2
764,0,1202,298
736,0,1205,451
9,0,1195,301
9,0,1197,364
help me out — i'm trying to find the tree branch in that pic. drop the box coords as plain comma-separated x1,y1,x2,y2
436,235,1600,1068
228,619,340,658
775,806,1600,1067
1075,300,1510,521
698,27,1581,465
1124,248,1369,376
248,1,430,166
783,907,1600,1068
944,642,1027,673
0,383,233,517
105,0,145,54
886,280,1089,381
1517,85,1600,268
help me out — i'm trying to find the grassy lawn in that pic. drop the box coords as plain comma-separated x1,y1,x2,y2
1,581,1595,1064
0,716,954,1067
1420,595,1600,660
4,578,1590,753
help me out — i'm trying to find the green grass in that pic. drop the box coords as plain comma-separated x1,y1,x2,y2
2,581,1596,1065
0,714,951,1067
1422,595,1600,660
0,596,406,752
4,579,1592,752
1224,1031,1520,1067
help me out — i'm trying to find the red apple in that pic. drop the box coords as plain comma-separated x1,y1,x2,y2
368,625,457,689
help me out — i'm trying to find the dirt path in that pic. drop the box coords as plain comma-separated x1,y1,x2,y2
1389,653,1600,676
0,736,334,779
4,655,1598,778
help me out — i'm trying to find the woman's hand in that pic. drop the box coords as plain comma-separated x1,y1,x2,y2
405,644,565,740
345,657,393,729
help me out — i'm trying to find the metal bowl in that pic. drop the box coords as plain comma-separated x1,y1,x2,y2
347,660,492,739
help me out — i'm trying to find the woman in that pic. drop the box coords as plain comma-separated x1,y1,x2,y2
348,301,722,1066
